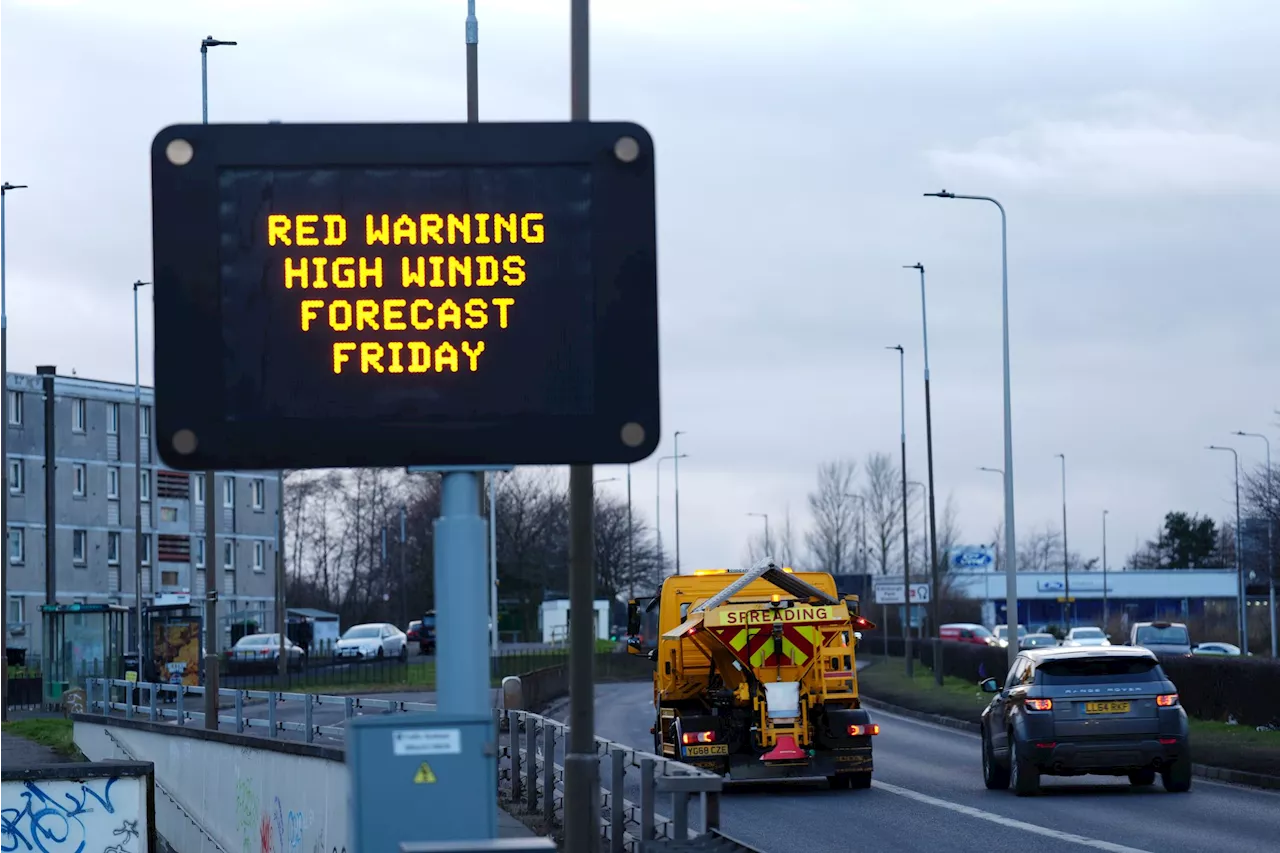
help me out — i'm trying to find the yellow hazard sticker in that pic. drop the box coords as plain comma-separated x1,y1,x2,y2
413,762,437,784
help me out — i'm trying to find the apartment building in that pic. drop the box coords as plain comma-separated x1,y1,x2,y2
5,370,280,658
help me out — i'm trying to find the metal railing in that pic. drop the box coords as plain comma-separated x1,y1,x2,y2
82,679,762,853
499,708,727,853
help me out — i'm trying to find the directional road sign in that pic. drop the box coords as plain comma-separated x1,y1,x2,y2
873,582,931,605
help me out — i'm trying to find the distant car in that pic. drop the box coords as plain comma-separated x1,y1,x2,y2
1192,642,1242,656
1019,633,1060,650
941,623,1000,647
227,634,306,674
1062,627,1111,648
406,620,423,643
335,623,409,661
1129,621,1193,656
979,647,1191,796
993,625,1028,648
419,612,437,655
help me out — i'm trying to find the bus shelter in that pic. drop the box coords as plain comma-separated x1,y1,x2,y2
40,603,128,706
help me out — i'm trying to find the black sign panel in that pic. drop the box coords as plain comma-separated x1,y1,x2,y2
150,122,659,471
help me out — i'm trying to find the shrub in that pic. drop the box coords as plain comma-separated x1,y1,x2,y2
1155,654,1280,727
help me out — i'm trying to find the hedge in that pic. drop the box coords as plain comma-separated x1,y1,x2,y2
860,637,1280,727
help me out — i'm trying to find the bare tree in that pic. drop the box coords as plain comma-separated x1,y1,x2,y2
862,452,903,575
805,460,859,574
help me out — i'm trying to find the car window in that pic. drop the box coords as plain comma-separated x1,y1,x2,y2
1004,659,1026,690
960,629,973,638
1072,628,1105,639
238,635,272,646
1036,657,1162,684
971,625,994,639
1135,625,1189,645
343,626,381,639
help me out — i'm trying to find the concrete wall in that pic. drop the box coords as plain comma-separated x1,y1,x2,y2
75,717,348,853
0,759,155,852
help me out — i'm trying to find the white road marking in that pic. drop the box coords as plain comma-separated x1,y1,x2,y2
872,780,1154,853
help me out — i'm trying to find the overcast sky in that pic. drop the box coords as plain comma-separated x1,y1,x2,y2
2,0,1276,573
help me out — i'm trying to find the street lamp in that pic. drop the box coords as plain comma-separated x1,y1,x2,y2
747,512,771,556
927,189,1018,671
200,36,238,123
655,454,686,579
1102,509,1110,631
1207,445,1247,653
1232,430,1275,658
904,262,941,643
1,180,29,722
1056,453,1071,629
887,344,912,676
674,431,687,575
133,280,153,661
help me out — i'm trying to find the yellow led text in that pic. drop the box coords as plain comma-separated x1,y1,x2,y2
331,341,487,375
267,214,349,247
284,257,385,289
299,297,514,332
365,213,545,246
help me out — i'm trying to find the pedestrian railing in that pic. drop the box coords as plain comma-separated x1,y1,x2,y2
84,677,436,742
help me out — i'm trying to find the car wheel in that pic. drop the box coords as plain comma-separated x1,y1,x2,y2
377,647,385,658
982,729,1011,790
1128,768,1156,786
1161,755,1192,793
1009,735,1040,797
399,644,408,662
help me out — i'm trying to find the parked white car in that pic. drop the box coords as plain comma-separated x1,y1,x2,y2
335,622,408,661
1062,626,1111,647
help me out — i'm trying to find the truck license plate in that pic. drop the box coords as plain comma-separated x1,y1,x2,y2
1085,701,1130,714
684,744,728,757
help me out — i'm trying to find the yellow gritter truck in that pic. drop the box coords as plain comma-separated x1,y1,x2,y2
626,559,880,789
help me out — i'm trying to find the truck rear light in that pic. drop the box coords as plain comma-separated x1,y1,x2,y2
681,731,715,745
1026,698,1053,711
1156,693,1179,707
847,724,880,736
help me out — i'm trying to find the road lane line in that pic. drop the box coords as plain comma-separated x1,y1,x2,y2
872,780,1154,853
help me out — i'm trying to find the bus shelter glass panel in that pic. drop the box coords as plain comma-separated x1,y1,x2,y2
40,604,127,704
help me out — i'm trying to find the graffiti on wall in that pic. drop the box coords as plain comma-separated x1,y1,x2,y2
233,777,340,853
1,776,145,853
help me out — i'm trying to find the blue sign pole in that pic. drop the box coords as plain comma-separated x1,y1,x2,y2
435,472,492,718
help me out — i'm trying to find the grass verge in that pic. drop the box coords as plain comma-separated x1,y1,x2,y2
857,657,1280,778
3,718,84,759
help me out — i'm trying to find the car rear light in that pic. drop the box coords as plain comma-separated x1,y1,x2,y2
681,731,715,745
1035,742,1057,749
1159,737,1179,745
848,724,881,736
1156,693,1179,707
1026,698,1053,711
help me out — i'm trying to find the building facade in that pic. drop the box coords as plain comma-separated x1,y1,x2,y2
5,370,280,659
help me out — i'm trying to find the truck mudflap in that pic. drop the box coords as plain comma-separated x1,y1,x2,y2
718,746,873,782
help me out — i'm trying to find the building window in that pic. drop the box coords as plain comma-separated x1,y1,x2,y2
73,463,87,497
251,478,265,510
7,596,22,626
108,532,121,565
7,391,22,426
107,402,119,435
141,470,151,502
195,537,205,568
73,529,88,565
140,406,151,438
253,541,265,572
6,458,22,494
71,397,87,432
223,540,235,570
160,506,178,523
108,466,120,499
223,478,235,508
161,570,180,587
7,528,23,564
194,473,205,505
141,534,152,565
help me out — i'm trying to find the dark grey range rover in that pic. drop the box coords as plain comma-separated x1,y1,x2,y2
979,646,1191,796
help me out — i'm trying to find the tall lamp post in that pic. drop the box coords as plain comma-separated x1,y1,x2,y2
674,431,687,575
1207,445,1247,654
1233,431,1274,658
904,262,941,649
887,344,912,676
132,280,153,662
1102,509,1110,632
1,179,29,722
1055,453,1071,629
655,454,686,580
626,464,634,595
927,189,1018,671
978,465,1013,648
748,512,771,556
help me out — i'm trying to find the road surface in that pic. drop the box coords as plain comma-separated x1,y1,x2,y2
583,682,1280,853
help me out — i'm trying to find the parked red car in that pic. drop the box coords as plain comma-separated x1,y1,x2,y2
940,622,1000,647
406,620,422,643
